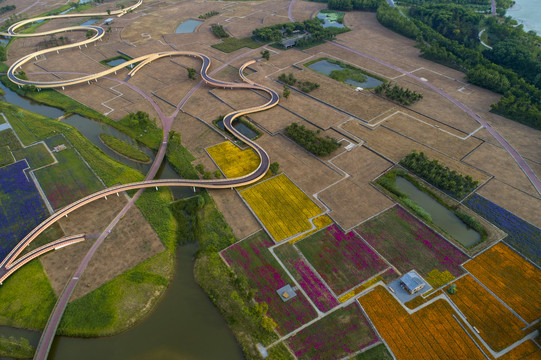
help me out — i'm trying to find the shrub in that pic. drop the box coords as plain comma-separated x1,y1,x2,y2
284,123,341,156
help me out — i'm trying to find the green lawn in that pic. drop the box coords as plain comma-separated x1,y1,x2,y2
0,129,22,151
355,344,393,360
34,138,103,209
0,260,56,329
0,145,13,167
211,37,263,53
12,143,54,169
99,134,150,163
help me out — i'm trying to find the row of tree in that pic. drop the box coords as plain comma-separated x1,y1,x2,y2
278,73,320,93
327,0,383,12
399,151,478,199
284,123,341,156
211,24,229,38
374,82,423,105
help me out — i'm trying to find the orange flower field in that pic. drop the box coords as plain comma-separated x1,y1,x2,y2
359,286,487,360
448,275,527,351
463,243,541,324
498,340,541,360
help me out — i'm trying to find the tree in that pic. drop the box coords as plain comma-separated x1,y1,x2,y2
213,170,221,178
269,162,280,175
195,163,205,174
106,9,111,15
282,85,290,99
260,49,270,60
187,67,196,80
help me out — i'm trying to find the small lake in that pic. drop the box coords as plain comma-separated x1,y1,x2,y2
105,58,134,68
80,19,97,26
394,176,481,247
316,12,345,29
307,59,383,89
175,19,203,34
1,245,244,360
215,119,259,140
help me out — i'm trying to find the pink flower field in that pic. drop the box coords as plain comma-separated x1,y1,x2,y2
356,206,468,278
222,232,317,334
274,243,339,312
296,224,388,295
286,302,379,359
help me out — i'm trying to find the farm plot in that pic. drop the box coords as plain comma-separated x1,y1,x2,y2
359,286,487,360
465,194,541,267
296,224,389,295
0,161,49,260
240,174,323,241
498,340,541,360
274,242,339,312
222,231,317,334
34,137,103,209
13,143,54,169
207,141,260,178
286,302,379,359
463,242,541,324
448,275,527,352
355,206,469,285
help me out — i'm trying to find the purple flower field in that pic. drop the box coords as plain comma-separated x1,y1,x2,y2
274,243,339,312
286,302,379,359
296,224,388,295
0,161,49,260
222,231,317,334
465,194,541,267
356,206,468,281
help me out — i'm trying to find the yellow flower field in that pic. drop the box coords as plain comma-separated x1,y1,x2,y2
359,286,487,360
240,174,324,242
207,141,260,178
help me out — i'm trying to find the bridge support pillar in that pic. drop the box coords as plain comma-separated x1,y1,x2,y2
85,44,87,47
57,50,59,54
155,186,158,191
62,86,65,90
116,193,119,196
105,196,107,200
193,186,196,192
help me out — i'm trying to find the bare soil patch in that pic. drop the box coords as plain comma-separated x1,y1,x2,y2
463,142,537,196
342,120,489,182
210,189,262,240
41,194,164,301
477,179,541,228
382,111,483,159
257,135,342,196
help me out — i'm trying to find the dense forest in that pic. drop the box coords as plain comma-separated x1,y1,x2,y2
372,2,541,130
399,151,479,199
284,123,341,156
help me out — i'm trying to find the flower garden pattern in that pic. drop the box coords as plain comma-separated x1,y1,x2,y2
288,214,332,244
207,141,260,178
463,242,541,324
285,302,379,359
447,275,527,351
0,160,49,260
296,224,388,295
240,174,323,241
222,231,317,334
464,194,541,267
274,242,339,312
359,286,487,360
356,206,468,285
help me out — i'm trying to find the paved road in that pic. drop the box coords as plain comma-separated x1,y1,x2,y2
329,40,541,195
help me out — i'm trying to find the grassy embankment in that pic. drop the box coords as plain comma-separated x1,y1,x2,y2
0,335,35,359
99,133,151,163
375,168,488,246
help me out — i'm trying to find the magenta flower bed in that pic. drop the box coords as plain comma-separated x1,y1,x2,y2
296,224,388,295
274,243,339,312
286,302,379,359
222,232,317,334
356,206,468,278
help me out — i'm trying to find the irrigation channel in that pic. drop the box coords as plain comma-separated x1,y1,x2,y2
0,86,244,358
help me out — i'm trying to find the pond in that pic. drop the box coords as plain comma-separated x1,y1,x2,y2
215,119,259,140
1,245,244,360
105,58,134,68
307,59,383,89
80,19,97,26
175,19,203,34
316,12,345,29
394,176,481,247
